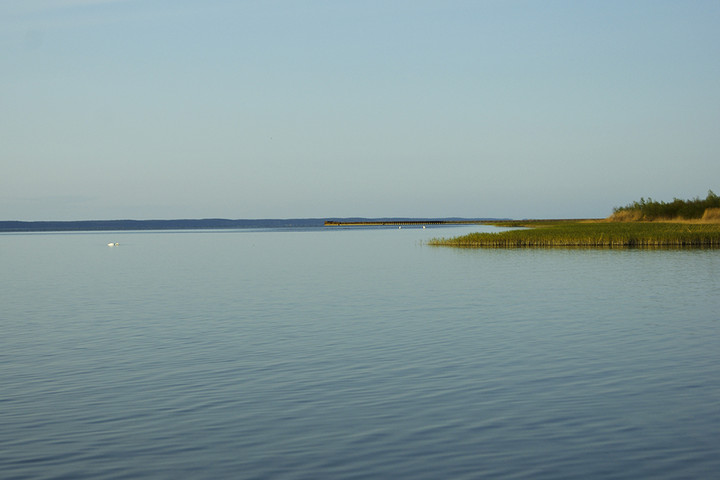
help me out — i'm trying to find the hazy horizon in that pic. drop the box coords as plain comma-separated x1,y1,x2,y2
3,1,719,221
1,215,511,224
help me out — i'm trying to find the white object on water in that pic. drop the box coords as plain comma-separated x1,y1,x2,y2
108,242,119,247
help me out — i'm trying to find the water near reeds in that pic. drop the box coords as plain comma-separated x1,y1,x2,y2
2,225,720,479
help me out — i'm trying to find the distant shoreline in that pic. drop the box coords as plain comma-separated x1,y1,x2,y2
324,220,492,226
0,218,505,233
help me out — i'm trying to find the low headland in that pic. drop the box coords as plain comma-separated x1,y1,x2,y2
324,219,493,226
429,191,720,248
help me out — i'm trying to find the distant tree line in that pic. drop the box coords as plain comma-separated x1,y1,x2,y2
612,190,720,220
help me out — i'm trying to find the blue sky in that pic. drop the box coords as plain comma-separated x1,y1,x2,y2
2,0,719,220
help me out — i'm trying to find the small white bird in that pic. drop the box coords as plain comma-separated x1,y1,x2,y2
108,242,119,247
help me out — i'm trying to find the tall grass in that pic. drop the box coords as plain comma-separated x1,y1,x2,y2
702,208,720,221
429,222,720,248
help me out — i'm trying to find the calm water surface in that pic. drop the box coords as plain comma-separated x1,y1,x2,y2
2,226,720,479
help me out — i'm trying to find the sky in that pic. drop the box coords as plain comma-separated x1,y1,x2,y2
2,0,719,220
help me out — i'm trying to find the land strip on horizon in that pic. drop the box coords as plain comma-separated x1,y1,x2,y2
0,218,507,233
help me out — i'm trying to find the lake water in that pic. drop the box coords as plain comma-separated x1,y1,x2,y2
2,225,720,479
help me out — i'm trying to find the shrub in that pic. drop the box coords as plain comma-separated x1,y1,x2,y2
612,190,720,221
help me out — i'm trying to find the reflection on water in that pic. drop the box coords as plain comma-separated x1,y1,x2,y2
2,227,720,479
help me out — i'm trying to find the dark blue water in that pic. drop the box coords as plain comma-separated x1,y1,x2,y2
2,226,720,479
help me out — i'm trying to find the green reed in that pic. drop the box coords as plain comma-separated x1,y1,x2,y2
429,222,720,248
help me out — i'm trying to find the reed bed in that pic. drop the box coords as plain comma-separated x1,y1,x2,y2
429,222,720,248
